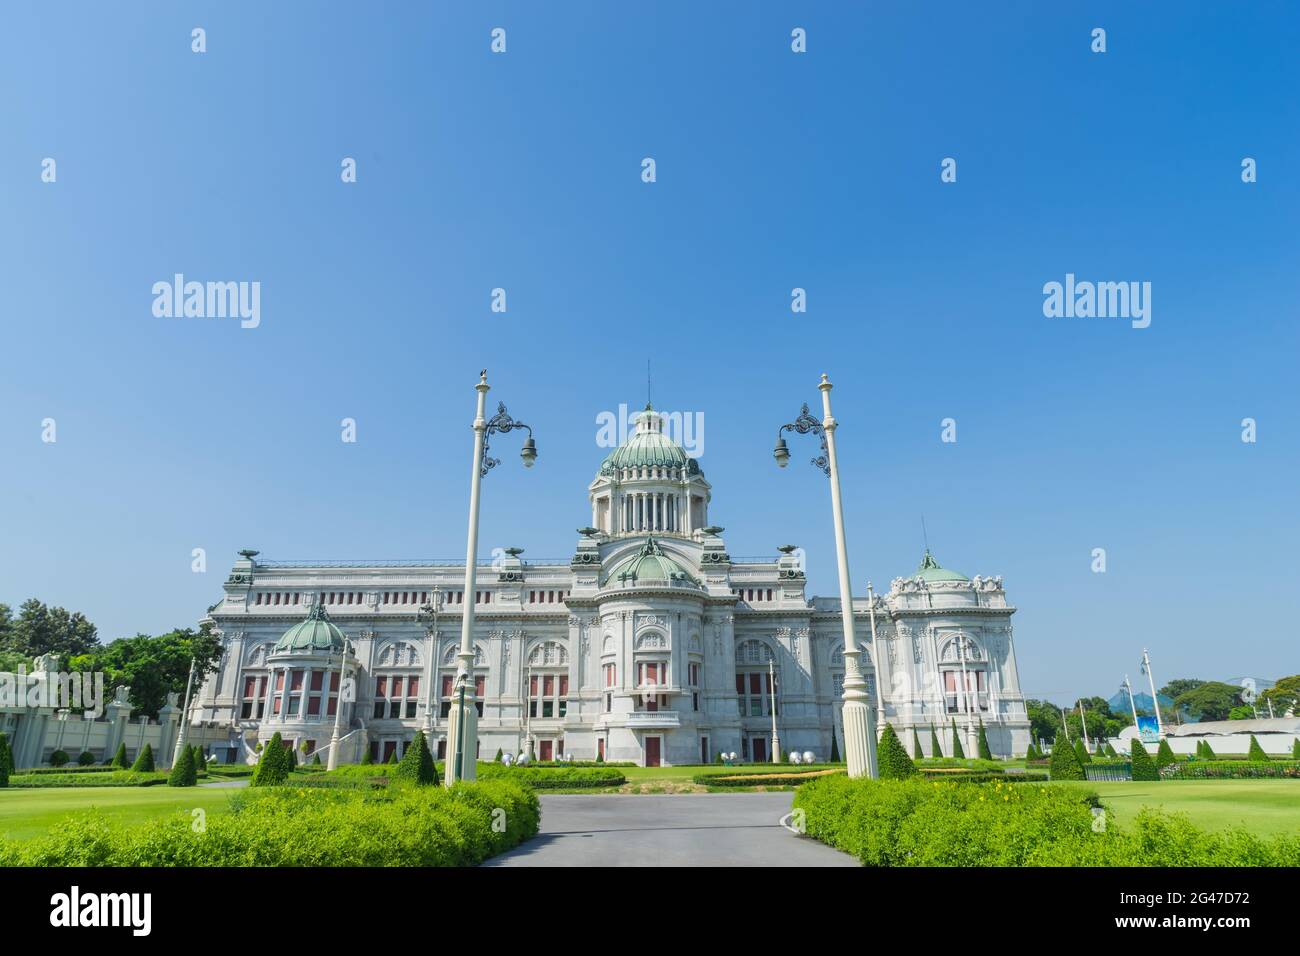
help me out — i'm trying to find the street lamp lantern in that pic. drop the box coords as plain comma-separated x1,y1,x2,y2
520,436,538,468
773,437,790,467
773,376,877,779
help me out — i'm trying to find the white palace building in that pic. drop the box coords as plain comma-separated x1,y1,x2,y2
187,406,1032,766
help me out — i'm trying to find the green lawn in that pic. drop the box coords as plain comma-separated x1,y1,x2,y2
0,787,238,841
1060,779,1300,837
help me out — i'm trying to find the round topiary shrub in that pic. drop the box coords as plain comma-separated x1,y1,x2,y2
49,750,69,767
77,751,95,766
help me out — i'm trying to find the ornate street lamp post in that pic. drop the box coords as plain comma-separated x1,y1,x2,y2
326,638,352,771
773,374,878,779
172,657,197,768
866,582,886,739
417,588,442,736
767,657,781,763
445,370,537,785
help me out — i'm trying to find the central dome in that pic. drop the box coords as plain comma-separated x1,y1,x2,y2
274,600,346,653
912,549,969,583
599,405,702,476
603,537,701,589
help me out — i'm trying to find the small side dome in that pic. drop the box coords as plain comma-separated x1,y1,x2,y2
912,549,969,583
274,600,346,653
603,537,701,589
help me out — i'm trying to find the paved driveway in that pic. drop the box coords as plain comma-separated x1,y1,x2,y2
484,793,858,867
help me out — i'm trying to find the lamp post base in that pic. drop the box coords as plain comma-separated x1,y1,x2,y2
444,700,479,785
842,697,878,779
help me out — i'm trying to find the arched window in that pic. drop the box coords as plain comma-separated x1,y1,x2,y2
938,635,988,714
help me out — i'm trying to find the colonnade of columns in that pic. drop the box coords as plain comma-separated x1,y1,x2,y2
619,491,682,532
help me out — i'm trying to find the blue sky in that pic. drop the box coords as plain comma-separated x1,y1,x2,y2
2,2,1296,703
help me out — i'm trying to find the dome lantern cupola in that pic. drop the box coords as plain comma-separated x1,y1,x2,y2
912,549,969,583
273,598,347,653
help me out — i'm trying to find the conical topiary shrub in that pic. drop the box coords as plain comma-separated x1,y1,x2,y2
110,742,128,769
1248,735,1269,761
361,747,374,765
0,732,12,787
192,745,207,773
977,719,993,760
1130,739,1158,780
877,724,917,779
912,728,924,759
829,728,840,763
130,743,155,773
1049,736,1084,780
312,753,322,766
1156,738,1176,768
393,730,438,786
1025,741,1039,761
252,732,290,787
494,748,504,763
168,745,197,787
1074,738,1092,764
930,725,943,759
1292,738,1299,760
950,720,965,760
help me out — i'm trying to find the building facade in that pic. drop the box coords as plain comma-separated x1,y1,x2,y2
189,406,1032,766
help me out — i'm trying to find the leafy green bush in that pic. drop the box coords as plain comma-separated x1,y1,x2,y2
77,751,95,766
977,720,992,760
394,731,438,786
1049,739,1084,780
130,744,155,773
1130,739,1158,781
49,750,69,767
792,775,1300,867
878,724,917,780
0,780,540,867
1248,736,1269,761
168,746,198,787
1156,738,1176,768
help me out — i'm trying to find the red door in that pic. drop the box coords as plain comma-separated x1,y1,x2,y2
752,737,767,763
645,736,661,767
598,739,605,761
540,740,553,761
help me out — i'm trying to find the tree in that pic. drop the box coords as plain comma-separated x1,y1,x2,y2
877,724,917,779
68,625,221,721
252,733,289,786
912,727,924,759
1173,682,1243,722
167,745,197,787
0,732,12,786
1228,705,1255,720
1248,735,1269,761
977,719,992,760
393,730,438,786
129,743,155,773
1130,739,1158,781
1,598,100,659
1258,675,1300,717
930,725,943,759
1049,736,1084,780
950,720,965,759
1155,738,1176,768
1025,699,1064,746
110,743,128,769
1074,738,1091,764
1160,678,1206,701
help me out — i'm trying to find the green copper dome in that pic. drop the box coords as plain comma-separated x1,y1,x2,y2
274,600,346,653
599,405,702,477
912,549,969,583
603,537,701,589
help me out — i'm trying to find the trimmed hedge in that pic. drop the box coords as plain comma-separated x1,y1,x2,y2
698,769,844,788
0,780,540,867
7,771,171,789
792,775,1300,866
477,765,626,789
1164,760,1300,780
